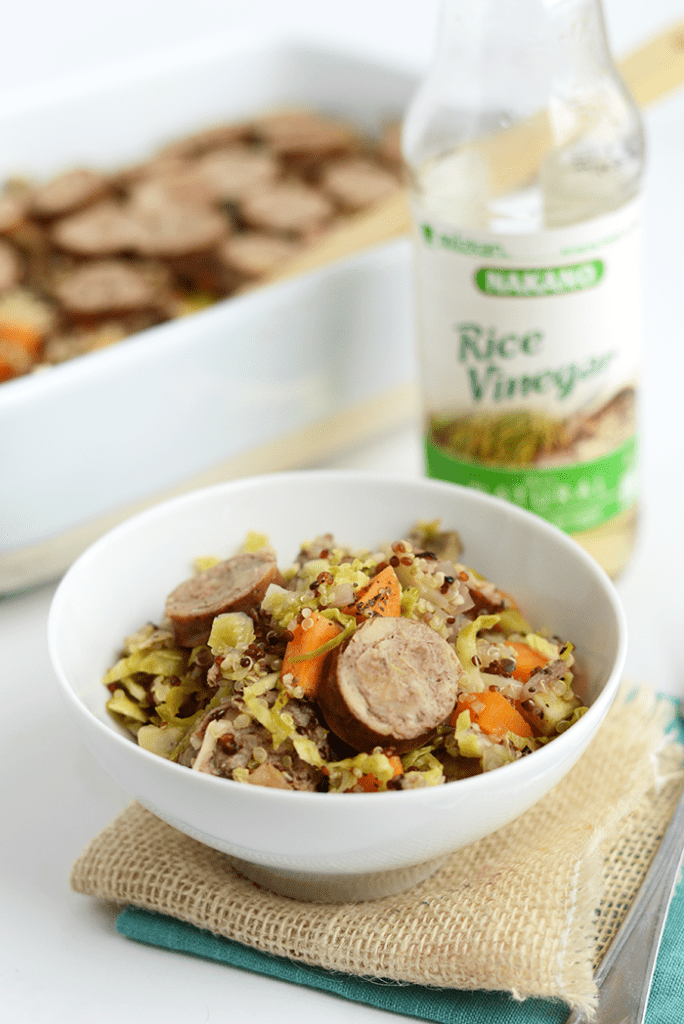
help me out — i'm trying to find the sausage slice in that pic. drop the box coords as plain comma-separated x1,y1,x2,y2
131,202,229,257
0,240,23,292
218,232,301,280
52,259,163,317
320,158,400,212
165,551,284,647
239,182,334,237
318,617,464,754
128,169,216,212
30,168,111,219
51,201,142,256
0,192,29,233
254,111,356,161
194,146,279,204
159,121,254,160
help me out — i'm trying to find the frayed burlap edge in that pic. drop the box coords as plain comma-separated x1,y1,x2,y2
71,684,684,1018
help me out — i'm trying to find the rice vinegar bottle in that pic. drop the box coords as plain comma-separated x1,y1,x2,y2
402,0,644,577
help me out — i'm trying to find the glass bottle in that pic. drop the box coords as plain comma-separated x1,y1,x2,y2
402,0,644,578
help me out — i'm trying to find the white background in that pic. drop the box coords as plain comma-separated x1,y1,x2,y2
0,0,683,95
2,2,684,1022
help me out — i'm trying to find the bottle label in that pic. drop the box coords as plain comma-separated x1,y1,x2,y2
413,199,641,534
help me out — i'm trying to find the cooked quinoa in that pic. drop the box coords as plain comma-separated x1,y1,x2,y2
103,521,587,792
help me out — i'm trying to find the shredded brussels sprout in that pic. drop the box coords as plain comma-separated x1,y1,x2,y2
102,521,588,793
103,648,186,686
455,614,500,692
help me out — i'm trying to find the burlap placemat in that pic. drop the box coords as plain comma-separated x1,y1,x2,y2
71,685,684,1018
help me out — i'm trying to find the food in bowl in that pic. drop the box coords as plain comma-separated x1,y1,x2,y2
103,519,586,793
49,471,626,897
0,109,402,384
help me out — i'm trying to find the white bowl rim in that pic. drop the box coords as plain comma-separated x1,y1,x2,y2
48,468,628,807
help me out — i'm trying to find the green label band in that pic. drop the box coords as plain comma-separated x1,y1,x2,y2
425,434,638,534
475,260,604,298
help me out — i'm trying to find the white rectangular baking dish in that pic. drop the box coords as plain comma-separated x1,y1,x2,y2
0,35,419,594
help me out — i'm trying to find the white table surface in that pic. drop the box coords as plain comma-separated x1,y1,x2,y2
2,2,684,1021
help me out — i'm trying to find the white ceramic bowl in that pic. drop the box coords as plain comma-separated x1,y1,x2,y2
48,471,627,901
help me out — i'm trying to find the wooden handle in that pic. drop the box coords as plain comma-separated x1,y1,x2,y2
265,20,684,284
619,19,684,106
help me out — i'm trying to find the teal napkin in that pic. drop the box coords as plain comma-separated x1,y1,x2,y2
116,906,570,1023
115,704,684,1023
117,886,684,1023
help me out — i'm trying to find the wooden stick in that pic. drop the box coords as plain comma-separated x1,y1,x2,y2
620,18,684,106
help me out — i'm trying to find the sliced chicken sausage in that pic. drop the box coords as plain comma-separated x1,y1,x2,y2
52,201,142,256
52,259,162,317
317,616,464,754
218,232,301,279
320,158,400,212
0,240,23,292
30,168,111,219
165,551,284,647
239,182,334,237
